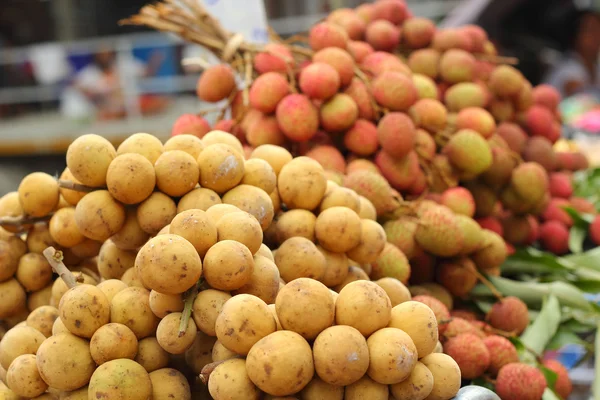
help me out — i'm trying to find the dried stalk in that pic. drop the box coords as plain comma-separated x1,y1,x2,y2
0,214,51,227
466,262,504,301
43,246,78,289
58,180,99,193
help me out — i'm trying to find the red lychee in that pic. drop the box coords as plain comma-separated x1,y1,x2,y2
312,47,355,86
496,363,547,400
365,20,401,52
496,122,528,153
196,64,236,102
409,98,448,133
171,114,210,138
533,84,561,110
476,217,504,237
253,43,294,75
361,51,411,76
402,17,436,48
590,216,600,246
526,105,555,139
432,28,473,51
549,172,573,199
327,9,366,40
373,0,408,24
299,62,341,100
372,71,418,111
441,317,483,340
541,198,573,227
407,48,440,78
356,3,376,23
213,119,234,133
539,220,570,254
414,128,436,160
347,40,374,63
305,145,346,173
376,112,416,158
543,360,572,400
439,49,476,83
443,333,490,379
487,296,529,335
456,107,496,138
249,72,290,114
275,94,319,142
346,159,379,175
440,187,476,217
412,295,451,325
344,119,379,156
344,78,375,121
246,115,286,147
570,196,596,214
462,25,488,52
482,335,519,376
437,259,478,298
320,93,358,132
308,22,349,51
375,150,419,191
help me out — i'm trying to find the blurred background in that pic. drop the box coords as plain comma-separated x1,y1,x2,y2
0,0,599,190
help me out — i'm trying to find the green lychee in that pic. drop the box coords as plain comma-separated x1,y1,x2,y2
471,229,507,271
414,206,464,257
444,129,492,175
371,242,410,284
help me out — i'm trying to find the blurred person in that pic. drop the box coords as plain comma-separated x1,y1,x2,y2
61,45,169,120
544,10,600,98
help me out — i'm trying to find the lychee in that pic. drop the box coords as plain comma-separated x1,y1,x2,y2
477,216,504,237
526,105,555,139
487,297,529,334
515,81,534,111
413,74,439,99
347,40,374,63
312,47,355,86
355,3,376,23
444,82,486,111
456,107,496,138
450,310,479,321
466,183,498,217
543,360,572,400
556,151,589,171
246,115,286,147
320,93,358,132
299,62,341,101
373,0,408,24
361,51,412,77
408,168,428,196
408,249,435,284
415,206,464,257
305,145,346,173
496,363,547,400
412,295,450,324
590,216,600,246
471,230,507,271
344,119,379,156
375,150,419,191
462,25,488,52
570,197,596,214
455,214,484,255
249,72,290,113
443,333,490,379
402,17,436,48
253,43,294,74
441,317,482,340
533,84,561,110
344,170,400,216
437,258,478,297
481,146,518,189
308,22,349,51
439,188,475,217
376,112,416,158
541,198,573,227
488,65,524,98
171,114,211,138
407,48,440,78
409,98,448,133
439,49,476,83
196,64,236,102
482,335,519,376
444,129,492,175
414,128,436,160
344,78,375,121
213,119,235,133
508,162,550,206
383,217,418,260
496,122,528,153
276,94,319,142
327,9,366,40
365,20,401,51
540,220,570,254
489,99,515,122
346,158,379,175
419,283,454,311
239,108,264,134
371,242,411,283
432,28,473,51
501,215,534,245
428,154,459,193
372,71,418,111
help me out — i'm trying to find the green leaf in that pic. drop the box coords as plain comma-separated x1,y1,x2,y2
542,388,562,400
470,378,495,391
520,295,561,356
540,366,558,390
568,224,587,254
572,279,600,293
561,318,597,333
501,248,574,276
594,322,600,399
564,247,600,271
546,327,590,350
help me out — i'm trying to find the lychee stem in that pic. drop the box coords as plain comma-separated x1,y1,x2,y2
466,263,504,301
43,246,78,289
57,179,100,193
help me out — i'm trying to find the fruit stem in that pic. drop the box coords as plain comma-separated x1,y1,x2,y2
242,52,253,106
199,360,228,385
57,180,99,193
43,246,78,289
0,214,52,227
178,282,201,337
467,264,504,301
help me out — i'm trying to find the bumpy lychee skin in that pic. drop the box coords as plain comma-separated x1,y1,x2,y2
443,333,490,379
590,216,600,246
415,206,464,257
444,129,493,175
476,216,504,237
526,105,555,139
347,40,374,62
444,82,486,111
196,64,236,102
383,217,418,259
481,146,517,190
501,215,534,245
402,17,436,48
541,198,573,227
377,112,416,158
346,158,379,175
496,363,547,400
412,295,450,325
509,162,550,206
437,258,478,297
409,98,448,133
489,99,515,122
439,49,476,83
299,62,340,100
305,145,346,173
456,107,496,138
462,24,488,52
328,10,366,40
432,28,473,51
312,47,355,86
415,128,436,160
276,94,319,142
496,122,528,153
320,93,358,132
482,335,519,376
549,172,574,199
171,114,211,138
253,43,294,74
441,317,482,340
372,71,418,111
533,84,561,110
361,51,411,76
440,187,475,217
471,230,507,271
344,78,375,120
540,220,570,254
344,170,399,216
373,0,408,24
413,74,439,99
246,115,286,147
487,297,529,335
365,20,401,52
375,151,419,191
344,119,378,156
249,72,290,114
455,214,484,255
543,360,573,400
309,22,349,51
371,242,411,283
407,48,441,78
488,65,524,98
